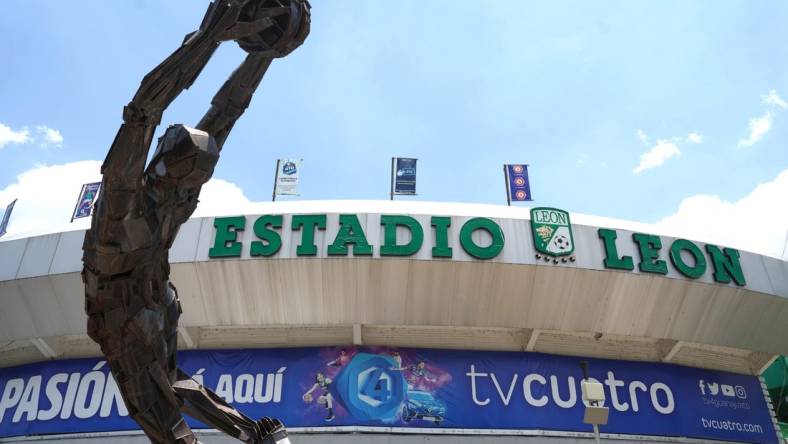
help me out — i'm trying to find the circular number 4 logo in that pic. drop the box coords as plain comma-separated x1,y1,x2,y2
334,353,406,420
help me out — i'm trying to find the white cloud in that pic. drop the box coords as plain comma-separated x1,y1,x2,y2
636,129,649,145
686,132,703,144
633,130,700,173
762,89,787,109
656,169,788,258
0,161,103,236
36,126,64,147
738,111,773,148
0,160,252,237
0,123,65,149
0,123,31,148
737,90,786,148
193,178,253,217
632,140,681,174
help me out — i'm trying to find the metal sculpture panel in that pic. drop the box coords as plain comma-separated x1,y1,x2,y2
82,1,310,442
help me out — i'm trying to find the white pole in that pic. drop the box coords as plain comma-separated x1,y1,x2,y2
593,424,601,444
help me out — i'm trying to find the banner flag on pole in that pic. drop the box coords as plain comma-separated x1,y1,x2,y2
0,199,17,238
71,182,101,222
274,159,302,197
392,157,417,196
504,164,533,203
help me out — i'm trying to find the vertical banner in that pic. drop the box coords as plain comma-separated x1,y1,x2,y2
71,182,101,222
274,159,302,198
391,157,417,198
0,199,17,238
504,164,532,204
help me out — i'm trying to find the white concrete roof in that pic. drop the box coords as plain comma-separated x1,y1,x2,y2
0,201,785,374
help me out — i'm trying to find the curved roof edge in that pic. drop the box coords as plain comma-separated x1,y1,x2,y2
1,199,784,260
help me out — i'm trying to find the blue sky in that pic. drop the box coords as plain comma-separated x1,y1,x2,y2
1,1,787,255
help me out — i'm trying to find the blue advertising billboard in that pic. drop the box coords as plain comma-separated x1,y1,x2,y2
0,347,777,443
392,157,417,195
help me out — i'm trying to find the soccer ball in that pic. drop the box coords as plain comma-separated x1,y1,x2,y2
552,235,570,251
236,0,311,58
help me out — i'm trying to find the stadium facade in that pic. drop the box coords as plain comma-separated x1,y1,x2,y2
0,200,785,444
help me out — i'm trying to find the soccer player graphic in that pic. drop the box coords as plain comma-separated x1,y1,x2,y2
303,372,335,422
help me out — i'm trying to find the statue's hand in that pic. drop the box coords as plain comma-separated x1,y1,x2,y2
205,0,310,58
257,417,290,444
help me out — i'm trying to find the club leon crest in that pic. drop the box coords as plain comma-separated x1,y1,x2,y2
530,207,576,263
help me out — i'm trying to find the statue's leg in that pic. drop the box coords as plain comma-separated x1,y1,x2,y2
173,370,289,444
101,332,200,443
89,277,200,443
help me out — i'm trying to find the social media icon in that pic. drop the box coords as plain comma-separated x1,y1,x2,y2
708,382,719,395
721,384,735,397
735,386,747,399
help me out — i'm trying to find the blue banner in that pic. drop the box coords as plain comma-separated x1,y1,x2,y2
0,199,16,237
0,347,777,443
71,183,101,221
393,158,417,195
506,164,532,202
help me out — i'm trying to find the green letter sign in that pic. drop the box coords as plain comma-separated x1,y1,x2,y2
459,217,504,260
251,215,283,257
380,215,423,256
705,245,746,286
209,216,246,258
328,214,373,256
598,228,634,270
669,239,706,279
292,214,326,256
431,216,452,258
632,233,668,275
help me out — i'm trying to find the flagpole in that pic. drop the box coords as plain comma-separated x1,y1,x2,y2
390,157,395,201
272,159,281,202
70,183,88,223
503,165,511,206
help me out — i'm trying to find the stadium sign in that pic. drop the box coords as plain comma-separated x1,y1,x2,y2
208,213,745,286
209,214,505,260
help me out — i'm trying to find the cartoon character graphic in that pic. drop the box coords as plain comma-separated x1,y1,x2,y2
408,361,437,388
389,351,406,370
327,349,350,367
303,372,335,422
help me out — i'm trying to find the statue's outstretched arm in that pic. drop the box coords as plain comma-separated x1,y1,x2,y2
196,1,311,150
197,53,273,150
101,1,262,184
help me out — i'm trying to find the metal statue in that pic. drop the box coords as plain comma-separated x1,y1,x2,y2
81,1,310,442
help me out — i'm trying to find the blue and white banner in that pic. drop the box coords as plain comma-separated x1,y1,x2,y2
392,157,417,195
274,159,302,196
0,347,777,443
505,164,532,202
71,182,101,221
0,199,16,238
